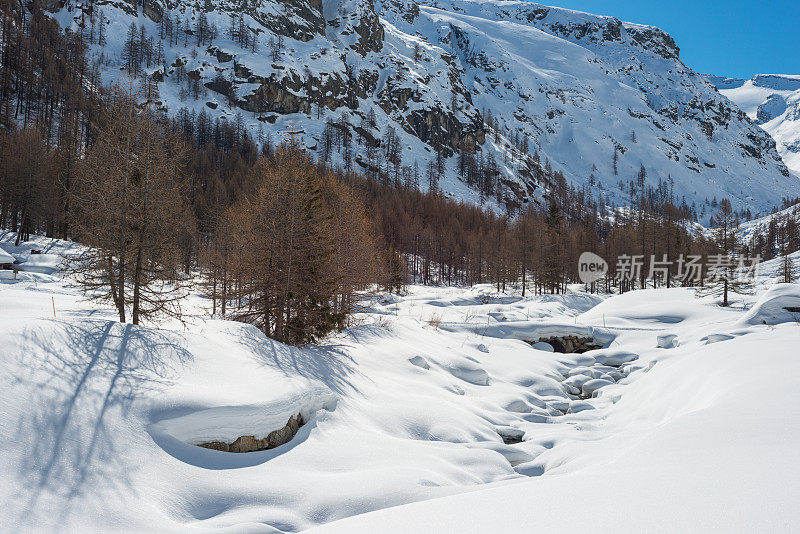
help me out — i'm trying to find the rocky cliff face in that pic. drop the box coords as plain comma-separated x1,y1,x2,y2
50,0,796,214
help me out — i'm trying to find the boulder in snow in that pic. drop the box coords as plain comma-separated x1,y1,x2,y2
151,385,336,448
703,333,736,345
564,374,593,390
449,364,490,386
657,334,679,349
409,356,431,370
592,349,638,366
0,246,15,267
581,378,615,397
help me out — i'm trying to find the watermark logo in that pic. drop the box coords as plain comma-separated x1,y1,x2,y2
578,252,608,284
576,252,762,284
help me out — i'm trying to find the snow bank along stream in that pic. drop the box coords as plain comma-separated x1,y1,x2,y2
3,234,799,533
151,386,337,453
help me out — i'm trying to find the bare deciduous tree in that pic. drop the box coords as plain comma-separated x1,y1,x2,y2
68,82,192,324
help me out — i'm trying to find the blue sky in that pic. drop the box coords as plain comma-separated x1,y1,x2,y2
548,1,800,78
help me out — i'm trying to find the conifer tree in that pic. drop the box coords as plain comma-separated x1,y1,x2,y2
780,255,794,283
225,146,342,343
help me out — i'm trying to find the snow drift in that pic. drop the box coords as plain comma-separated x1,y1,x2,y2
1,233,799,532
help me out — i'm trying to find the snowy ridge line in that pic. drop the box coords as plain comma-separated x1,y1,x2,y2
709,72,800,177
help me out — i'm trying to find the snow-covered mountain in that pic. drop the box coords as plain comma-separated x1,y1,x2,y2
48,0,796,213
707,73,800,178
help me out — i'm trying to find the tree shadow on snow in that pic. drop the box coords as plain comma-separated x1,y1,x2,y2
235,326,367,396
11,319,192,525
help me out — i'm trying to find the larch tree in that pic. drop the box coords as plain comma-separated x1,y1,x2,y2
224,146,343,344
320,171,383,308
542,198,565,294
780,254,794,283
69,82,192,324
697,198,752,306
2,128,58,246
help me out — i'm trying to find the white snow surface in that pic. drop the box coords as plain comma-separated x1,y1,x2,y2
0,245,14,264
152,384,337,445
1,232,800,532
739,282,800,326
711,73,800,177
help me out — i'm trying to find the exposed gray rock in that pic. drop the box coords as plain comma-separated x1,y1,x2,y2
198,413,304,453
529,336,602,354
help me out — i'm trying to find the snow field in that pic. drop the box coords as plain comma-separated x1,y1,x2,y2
1,233,799,532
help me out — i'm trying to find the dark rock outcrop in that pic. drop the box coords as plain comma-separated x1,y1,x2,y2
254,0,326,42
198,413,304,453
529,336,602,354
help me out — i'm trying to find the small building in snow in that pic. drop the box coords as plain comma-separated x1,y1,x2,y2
0,246,16,269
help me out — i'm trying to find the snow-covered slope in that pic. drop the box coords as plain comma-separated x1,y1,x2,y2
309,295,800,533
48,0,795,213
380,0,796,212
2,231,800,532
738,201,800,241
708,73,800,177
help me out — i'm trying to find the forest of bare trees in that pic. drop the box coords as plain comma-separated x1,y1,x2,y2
201,144,380,343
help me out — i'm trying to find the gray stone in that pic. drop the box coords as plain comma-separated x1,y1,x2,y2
196,412,305,453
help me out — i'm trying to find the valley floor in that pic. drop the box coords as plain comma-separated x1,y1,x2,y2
1,232,799,533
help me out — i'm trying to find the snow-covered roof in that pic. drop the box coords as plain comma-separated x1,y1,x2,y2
0,246,15,264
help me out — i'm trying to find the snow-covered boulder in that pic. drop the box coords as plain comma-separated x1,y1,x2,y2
568,366,604,379
15,253,63,274
703,333,736,344
740,283,800,326
151,385,336,447
592,349,638,366
448,363,490,386
409,355,431,369
581,378,615,397
564,374,592,390
657,334,678,349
